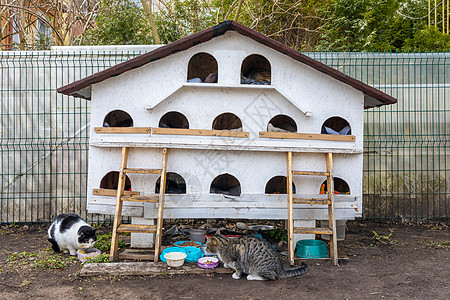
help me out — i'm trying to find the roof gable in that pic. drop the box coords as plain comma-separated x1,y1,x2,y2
57,20,396,109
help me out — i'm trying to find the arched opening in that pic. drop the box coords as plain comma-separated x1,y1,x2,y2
210,173,241,196
155,172,186,194
321,117,351,135
212,113,243,131
159,111,189,129
319,177,350,195
265,176,296,194
103,110,133,127
100,171,132,191
187,52,218,83
267,115,297,133
241,54,271,85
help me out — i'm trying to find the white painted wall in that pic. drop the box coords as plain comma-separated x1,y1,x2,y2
86,30,364,233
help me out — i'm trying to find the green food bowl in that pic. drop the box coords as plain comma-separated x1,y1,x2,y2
295,239,329,258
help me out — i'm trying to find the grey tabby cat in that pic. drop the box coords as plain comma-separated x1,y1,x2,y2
206,234,308,280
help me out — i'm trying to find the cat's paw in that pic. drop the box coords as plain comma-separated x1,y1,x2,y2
232,273,241,280
247,274,266,281
223,263,232,269
69,250,77,256
62,250,69,254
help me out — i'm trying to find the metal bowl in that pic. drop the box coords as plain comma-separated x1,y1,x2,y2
247,225,274,231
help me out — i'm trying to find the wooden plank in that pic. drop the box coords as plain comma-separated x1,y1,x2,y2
121,195,159,203
118,249,155,261
154,148,168,263
124,168,161,174
110,147,129,261
94,127,151,134
93,188,140,197
79,262,234,277
260,131,355,142
293,227,333,235
91,141,362,154
152,127,249,138
117,224,156,233
293,198,331,205
286,151,294,266
326,152,338,266
292,171,329,176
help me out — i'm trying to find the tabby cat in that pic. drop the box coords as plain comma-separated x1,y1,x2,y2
206,234,308,280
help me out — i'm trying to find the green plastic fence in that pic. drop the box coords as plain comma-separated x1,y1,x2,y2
1,50,448,223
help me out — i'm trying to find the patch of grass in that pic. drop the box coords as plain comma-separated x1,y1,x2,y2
372,231,399,245
268,228,288,242
418,240,450,250
6,248,78,270
94,232,127,252
82,253,111,264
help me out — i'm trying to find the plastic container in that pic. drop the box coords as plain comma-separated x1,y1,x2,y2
160,246,203,263
164,252,187,267
197,257,219,269
76,248,101,262
190,228,206,244
295,239,329,259
320,220,346,241
183,246,203,262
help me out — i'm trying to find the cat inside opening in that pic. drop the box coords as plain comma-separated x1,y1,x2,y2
206,234,308,280
48,213,97,255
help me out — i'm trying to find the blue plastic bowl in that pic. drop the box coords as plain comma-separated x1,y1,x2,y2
160,246,203,263
183,246,203,262
295,239,329,259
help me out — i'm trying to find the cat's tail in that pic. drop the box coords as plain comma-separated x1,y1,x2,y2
281,262,309,279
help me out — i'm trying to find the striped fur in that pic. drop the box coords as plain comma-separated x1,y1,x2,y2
206,234,308,280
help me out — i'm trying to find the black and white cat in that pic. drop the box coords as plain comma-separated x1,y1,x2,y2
48,213,97,255
206,234,308,280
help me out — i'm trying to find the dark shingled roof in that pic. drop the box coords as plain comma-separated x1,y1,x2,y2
57,20,396,109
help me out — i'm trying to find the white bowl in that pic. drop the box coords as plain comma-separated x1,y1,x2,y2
164,252,187,267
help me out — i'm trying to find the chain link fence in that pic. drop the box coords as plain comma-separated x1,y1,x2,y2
1,48,448,223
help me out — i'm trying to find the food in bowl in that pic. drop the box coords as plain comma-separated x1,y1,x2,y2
174,240,201,248
197,256,219,269
76,248,101,262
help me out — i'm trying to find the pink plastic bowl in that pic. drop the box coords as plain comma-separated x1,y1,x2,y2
197,256,219,269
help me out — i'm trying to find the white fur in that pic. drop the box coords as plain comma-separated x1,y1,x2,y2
247,274,265,281
48,219,95,255
232,273,241,280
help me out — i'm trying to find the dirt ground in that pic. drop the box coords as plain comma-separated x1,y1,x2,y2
0,221,449,300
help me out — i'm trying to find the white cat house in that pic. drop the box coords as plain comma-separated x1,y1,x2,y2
58,21,396,254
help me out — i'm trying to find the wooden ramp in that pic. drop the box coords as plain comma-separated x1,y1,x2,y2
80,262,234,277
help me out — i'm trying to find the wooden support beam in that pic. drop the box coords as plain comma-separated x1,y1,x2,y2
152,128,249,138
117,224,157,233
80,262,234,277
286,151,294,266
293,171,329,176
94,127,151,134
154,148,168,262
260,131,355,142
121,195,159,203
293,198,331,205
124,168,162,174
326,153,338,266
110,147,129,261
93,188,140,197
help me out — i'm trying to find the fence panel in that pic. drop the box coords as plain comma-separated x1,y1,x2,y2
1,49,448,223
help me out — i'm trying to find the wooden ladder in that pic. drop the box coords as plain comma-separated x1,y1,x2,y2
286,152,338,266
109,147,168,262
